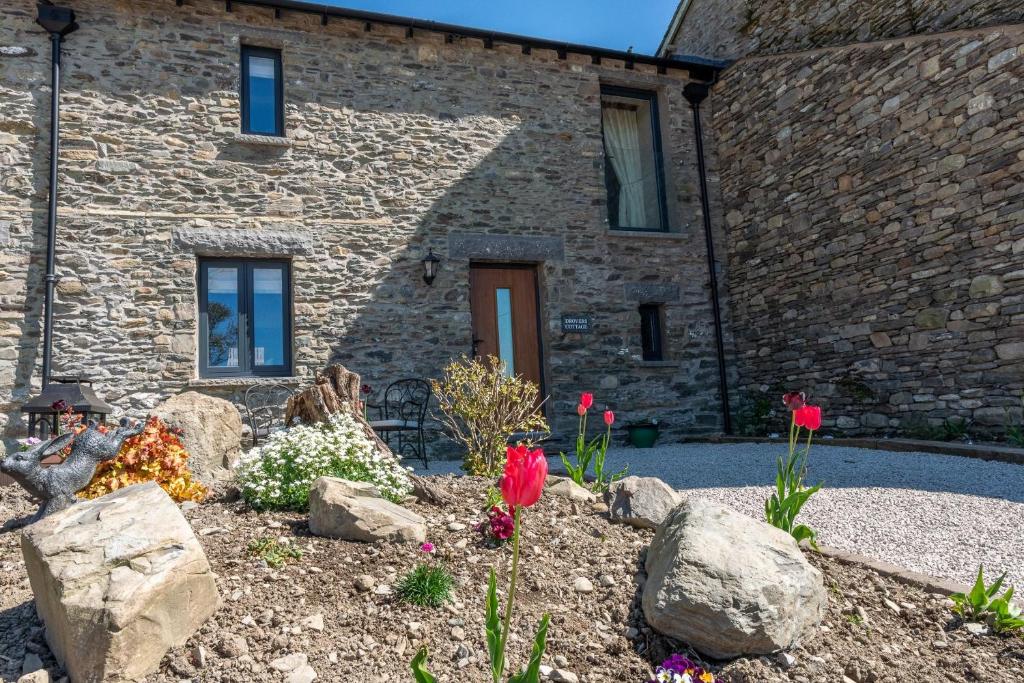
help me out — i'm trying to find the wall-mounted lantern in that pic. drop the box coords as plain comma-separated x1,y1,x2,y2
422,248,441,286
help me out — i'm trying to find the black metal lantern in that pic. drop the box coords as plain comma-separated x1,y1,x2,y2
421,248,440,286
21,376,113,439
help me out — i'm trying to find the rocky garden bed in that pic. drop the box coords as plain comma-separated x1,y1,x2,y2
3,475,1023,683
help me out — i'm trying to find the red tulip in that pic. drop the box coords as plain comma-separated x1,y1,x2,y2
500,445,548,509
577,404,586,417
580,392,594,410
782,391,806,411
794,405,822,431
604,410,615,426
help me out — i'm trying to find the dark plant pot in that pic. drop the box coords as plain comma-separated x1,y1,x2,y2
627,424,660,448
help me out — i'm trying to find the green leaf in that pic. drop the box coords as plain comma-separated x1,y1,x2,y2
485,568,502,681
508,613,551,683
791,524,819,550
986,571,1007,599
410,647,437,683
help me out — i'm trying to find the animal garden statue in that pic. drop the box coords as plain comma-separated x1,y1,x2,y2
0,418,145,522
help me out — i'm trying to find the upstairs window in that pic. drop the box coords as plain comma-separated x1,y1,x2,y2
601,86,668,231
639,304,665,361
199,259,292,378
241,46,284,136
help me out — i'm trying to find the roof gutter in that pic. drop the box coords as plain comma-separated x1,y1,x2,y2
176,0,725,80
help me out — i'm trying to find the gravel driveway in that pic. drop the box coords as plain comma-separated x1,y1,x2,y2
415,442,1024,587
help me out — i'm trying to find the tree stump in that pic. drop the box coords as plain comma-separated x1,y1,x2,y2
285,364,451,505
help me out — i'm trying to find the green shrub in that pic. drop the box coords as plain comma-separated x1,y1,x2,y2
235,412,412,511
432,355,548,476
396,564,455,608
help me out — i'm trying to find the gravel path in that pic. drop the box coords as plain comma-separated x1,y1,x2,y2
414,442,1024,587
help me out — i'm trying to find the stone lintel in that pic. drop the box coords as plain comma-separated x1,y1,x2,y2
623,282,681,303
448,233,564,262
173,227,314,257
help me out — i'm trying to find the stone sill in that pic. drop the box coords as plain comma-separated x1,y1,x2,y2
188,376,305,389
637,361,679,369
232,133,293,147
606,229,686,240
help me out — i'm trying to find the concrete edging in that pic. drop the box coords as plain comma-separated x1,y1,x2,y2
813,543,969,596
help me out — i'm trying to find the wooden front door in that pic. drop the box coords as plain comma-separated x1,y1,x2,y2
469,265,544,393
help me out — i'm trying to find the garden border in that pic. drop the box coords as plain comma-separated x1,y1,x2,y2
812,544,970,596
681,435,1024,465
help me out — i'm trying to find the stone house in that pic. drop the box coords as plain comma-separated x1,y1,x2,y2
2,0,1022,452
0,0,733,451
662,0,1024,436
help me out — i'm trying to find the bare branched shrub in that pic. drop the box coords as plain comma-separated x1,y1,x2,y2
431,356,548,476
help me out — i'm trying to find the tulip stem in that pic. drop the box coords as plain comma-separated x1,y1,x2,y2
497,504,523,681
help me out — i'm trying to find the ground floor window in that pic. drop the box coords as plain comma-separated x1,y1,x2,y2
198,259,291,378
639,304,665,361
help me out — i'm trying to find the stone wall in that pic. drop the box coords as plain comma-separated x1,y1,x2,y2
665,0,1024,60
0,0,731,451
714,24,1024,435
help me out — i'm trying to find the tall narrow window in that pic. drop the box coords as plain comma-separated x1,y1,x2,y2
639,304,665,362
241,46,284,136
199,259,291,377
601,86,668,231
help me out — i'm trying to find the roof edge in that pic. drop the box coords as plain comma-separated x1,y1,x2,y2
656,0,695,58
180,0,724,80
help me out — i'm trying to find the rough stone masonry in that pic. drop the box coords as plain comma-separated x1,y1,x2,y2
0,0,732,451
712,20,1024,434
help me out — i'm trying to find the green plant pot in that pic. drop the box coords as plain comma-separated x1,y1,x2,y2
627,424,659,448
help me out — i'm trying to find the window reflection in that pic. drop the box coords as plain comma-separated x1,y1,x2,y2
207,267,240,368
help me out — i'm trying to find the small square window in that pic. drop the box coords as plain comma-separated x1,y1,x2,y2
601,86,669,231
241,46,284,136
639,304,665,362
199,259,292,378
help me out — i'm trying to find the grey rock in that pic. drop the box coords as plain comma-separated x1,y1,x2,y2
308,477,426,543
605,476,683,529
643,498,826,658
546,477,597,502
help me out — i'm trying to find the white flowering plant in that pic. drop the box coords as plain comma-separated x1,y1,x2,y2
236,412,413,510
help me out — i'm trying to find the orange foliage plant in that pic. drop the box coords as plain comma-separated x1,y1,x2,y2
79,416,207,503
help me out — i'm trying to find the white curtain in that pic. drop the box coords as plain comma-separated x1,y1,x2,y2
602,106,647,228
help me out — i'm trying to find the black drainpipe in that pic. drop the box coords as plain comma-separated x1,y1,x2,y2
36,3,79,388
683,81,732,435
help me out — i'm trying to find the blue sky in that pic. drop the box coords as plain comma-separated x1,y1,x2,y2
319,1,681,54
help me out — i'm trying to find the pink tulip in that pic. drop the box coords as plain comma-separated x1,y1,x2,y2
500,445,548,509
794,405,822,431
580,392,594,410
604,410,615,426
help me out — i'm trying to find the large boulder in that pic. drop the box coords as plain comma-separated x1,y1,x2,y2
309,476,426,543
643,499,826,658
152,391,242,483
21,482,220,682
605,476,683,529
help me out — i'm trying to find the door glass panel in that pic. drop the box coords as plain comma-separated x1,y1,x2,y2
247,55,278,134
206,266,240,368
495,288,515,376
252,266,285,367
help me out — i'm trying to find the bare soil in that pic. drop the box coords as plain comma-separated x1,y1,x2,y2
2,477,1023,683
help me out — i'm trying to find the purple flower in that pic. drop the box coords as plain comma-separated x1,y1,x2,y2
420,542,435,553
